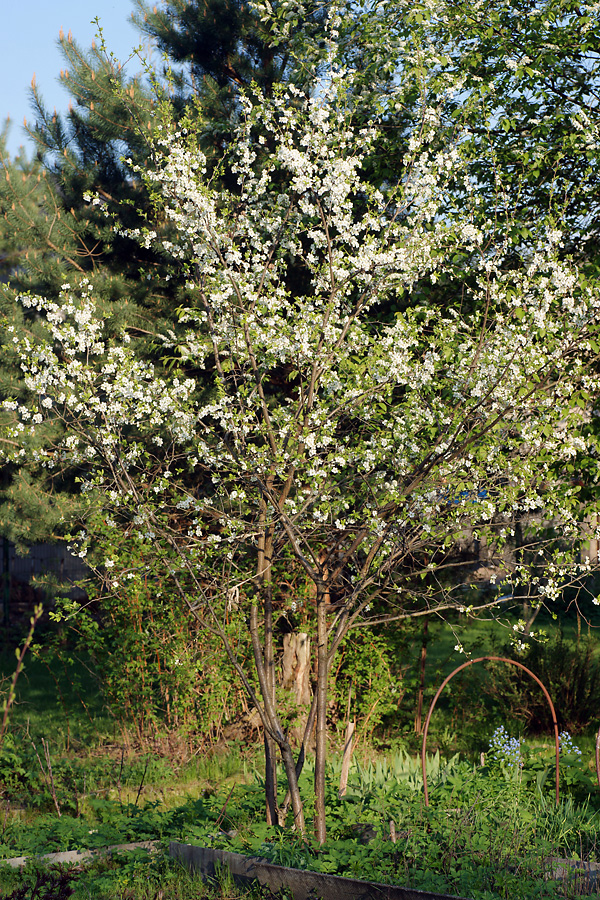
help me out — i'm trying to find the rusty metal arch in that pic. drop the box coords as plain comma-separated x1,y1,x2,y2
420,656,560,806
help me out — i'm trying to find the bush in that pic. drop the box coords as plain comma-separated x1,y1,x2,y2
486,632,600,735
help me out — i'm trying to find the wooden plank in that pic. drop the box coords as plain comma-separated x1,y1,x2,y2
0,840,160,870
169,842,471,900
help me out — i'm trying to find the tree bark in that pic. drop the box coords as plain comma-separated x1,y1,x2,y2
263,579,278,826
279,740,306,833
255,501,279,825
314,583,329,844
414,617,429,735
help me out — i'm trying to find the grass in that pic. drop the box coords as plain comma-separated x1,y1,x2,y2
0,647,114,752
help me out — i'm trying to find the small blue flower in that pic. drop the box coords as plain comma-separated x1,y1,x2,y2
558,731,582,760
489,726,524,769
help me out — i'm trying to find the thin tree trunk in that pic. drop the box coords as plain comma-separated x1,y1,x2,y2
256,505,278,825
264,580,278,825
249,594,279,826
279,740,306,834
264,734,278,825
414,617,429,735
279,690,318,822
314,583,329,844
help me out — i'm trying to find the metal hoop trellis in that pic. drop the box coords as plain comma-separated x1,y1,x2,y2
420,656,560,806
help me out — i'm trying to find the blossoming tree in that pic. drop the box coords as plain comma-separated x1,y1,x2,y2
2,49,600,838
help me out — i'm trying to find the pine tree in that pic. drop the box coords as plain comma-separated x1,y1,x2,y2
132,0,326,129
2,36,174,320
0,32,175,543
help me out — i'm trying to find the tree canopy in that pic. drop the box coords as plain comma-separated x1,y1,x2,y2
2,7,600,835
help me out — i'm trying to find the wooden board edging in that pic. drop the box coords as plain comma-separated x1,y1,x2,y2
0,840,160,870
169,841,471,900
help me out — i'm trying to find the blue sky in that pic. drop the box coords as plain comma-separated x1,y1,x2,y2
1,2,144,158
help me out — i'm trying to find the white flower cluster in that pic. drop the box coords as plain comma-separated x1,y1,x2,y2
0,61,598,616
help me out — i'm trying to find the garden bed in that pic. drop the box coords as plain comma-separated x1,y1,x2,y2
1,839,160,870
169,841,470,900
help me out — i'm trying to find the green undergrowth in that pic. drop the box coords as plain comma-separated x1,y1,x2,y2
0,649,115,750
0,729,254,821
2,749,600,899
3,605,600,765
0,851,278,900
207,753,600,899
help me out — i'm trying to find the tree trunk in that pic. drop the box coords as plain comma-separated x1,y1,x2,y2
314,584,329,844
282,631,311,744
414,617,429,735
279,740,306,833
249,599,278,823
255,506,279,826
263,582,278,825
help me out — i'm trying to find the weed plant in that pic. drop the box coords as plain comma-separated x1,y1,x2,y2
0,727,254,826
